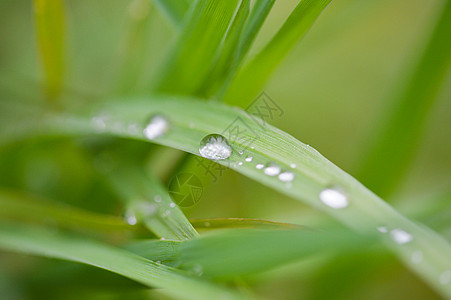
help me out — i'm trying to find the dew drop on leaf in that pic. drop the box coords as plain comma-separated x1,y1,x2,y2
278,171,294,182
143,115,170,140
390,228,413,244
319,188,349,209
264,163,281,176
199,134,232,160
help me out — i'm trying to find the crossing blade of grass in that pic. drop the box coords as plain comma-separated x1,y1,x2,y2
24,96,450,298
151,0,192,28
190,218,303,230
215,0,275,99
223,0,333,106
0,189,142,237
199,0,250,98
106,164,198,241
356,1,451,198
154,0,240,95
0,221,247,300
33,0,65,101
127,228,374,279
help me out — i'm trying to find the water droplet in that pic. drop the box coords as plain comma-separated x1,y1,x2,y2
155,260,161,264
169,202,176,208
440,270,451,285
264,163,281,176
160,237,166,241
91,115,107,132
164,209,171,216
238,150,244,155
199,134,232,160
154,195,162,202
125,211,137,225
411,250,423,264
278,171,294,182
143,115,169,140
319,188,349,209
290,163,296,168
377,226,388,233
256,164,264,169
390,228,412,244
137,203,157,216
245,156,253,162
204,221,210,227
192,264,203,276
237,161,243,166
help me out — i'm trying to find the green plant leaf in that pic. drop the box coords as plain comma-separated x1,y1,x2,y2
0,221,248,300
150,0,192,27
356,1,451,198
3,96,451,298
154,0,240,95
0,189,141,237
223,0,333,106
33,0,65,101
190,218,303,230
106,164,199,241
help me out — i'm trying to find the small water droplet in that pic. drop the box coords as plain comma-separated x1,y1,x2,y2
189,122,195,128
238,150,244,155
256,164,264,169
169,202,176,208
192,264,203,276
160,237,166,241
264,163,281,176
154,195,162,202
377,226,388,233
440,270,451,285
125,212,137,225
319,188,349,209
155,260,161,264
137,203,157,216
204,221,210,227
278,171,294,182
250,146,255,149
91,115,107,132
143,115,169,140
390,228,412,244
199,134,232,160
411,250,423,264
245,156,253,162
237,161,243,166
290,163,296,168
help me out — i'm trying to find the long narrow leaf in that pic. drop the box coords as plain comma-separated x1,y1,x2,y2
356,2,451,197
0,221,246,300
223,0,332,106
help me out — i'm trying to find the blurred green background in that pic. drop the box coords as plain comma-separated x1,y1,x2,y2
0,0,450,299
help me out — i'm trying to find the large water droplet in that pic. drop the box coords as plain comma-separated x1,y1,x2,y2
319,188,349,209
440,270,451,285
390,228,412,244
143,115,169,140
278,171,294,182
199,134,232,160
256,164,264,169
264,163,281,176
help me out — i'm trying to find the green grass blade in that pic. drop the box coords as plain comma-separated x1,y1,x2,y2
190,218,303,230
356,2,451,198
106,165,198,241
154,0,240,95
198,0,250,98
151,0,192,27
0,221,247,300
223,0,332,106
0,189,140,237
33,0,65,101
32,96,451,298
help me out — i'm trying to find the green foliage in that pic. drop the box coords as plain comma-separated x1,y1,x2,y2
0,0,450,299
